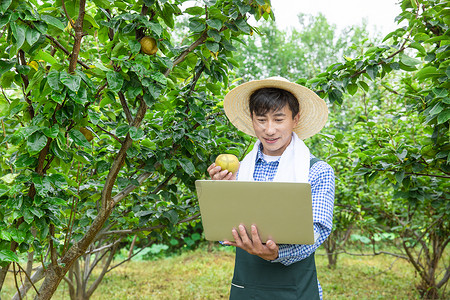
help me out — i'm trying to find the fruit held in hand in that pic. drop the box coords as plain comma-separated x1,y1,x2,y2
139,36,158,55
215,154,239,174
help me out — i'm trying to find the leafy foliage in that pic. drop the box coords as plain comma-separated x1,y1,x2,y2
0,0,272,298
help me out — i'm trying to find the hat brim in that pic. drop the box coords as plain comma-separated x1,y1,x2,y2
223,78,328,140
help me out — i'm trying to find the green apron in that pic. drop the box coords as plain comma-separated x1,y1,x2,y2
229,158,322,300
229,248,320,299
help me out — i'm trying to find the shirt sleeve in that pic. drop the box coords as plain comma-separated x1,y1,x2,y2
271,161,335,266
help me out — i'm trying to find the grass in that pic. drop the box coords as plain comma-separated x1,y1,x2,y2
2,245,449,299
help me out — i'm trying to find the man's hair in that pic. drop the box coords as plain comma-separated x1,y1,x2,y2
249,88,299,119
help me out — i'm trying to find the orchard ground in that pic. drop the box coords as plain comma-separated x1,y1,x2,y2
3,245,448,299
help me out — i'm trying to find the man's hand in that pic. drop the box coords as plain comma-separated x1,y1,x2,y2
223,224,279,261
207,163,237,180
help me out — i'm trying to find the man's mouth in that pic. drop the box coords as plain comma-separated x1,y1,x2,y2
264,137,279,144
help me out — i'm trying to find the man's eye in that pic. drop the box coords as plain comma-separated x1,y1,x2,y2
275,119,284,122
257,119,266,122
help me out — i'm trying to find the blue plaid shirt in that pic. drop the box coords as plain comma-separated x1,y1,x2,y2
252,144,335,299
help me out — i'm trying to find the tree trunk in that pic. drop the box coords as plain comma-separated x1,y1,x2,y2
34,208,112,300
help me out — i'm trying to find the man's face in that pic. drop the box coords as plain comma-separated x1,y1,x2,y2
251,105,300,156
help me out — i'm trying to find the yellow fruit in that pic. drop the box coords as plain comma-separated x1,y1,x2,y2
215,154,240,174
80,127,94,142
139,36,158,55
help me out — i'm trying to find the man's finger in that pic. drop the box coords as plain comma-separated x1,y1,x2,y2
266,239,277,250
250,225,262,244
231,228,241,245
238,224,251,245
207,163,215,173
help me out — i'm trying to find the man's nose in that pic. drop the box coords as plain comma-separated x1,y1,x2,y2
265,120,276,135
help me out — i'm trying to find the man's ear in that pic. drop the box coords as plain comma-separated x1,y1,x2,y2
293,113,300,126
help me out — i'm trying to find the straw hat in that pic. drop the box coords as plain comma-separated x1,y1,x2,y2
223,76,328,140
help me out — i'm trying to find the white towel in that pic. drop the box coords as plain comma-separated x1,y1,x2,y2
238,133,310,183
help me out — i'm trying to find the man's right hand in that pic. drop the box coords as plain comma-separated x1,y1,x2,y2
207,163,237,180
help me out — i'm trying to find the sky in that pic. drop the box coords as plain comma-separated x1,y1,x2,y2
268,0,403,36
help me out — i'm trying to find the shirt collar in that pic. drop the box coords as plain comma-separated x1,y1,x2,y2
255,143,281,163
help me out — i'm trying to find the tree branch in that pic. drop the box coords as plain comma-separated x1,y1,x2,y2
101,213,201,236
61,0,76,29
45,35,90,69
361,165,450,179
96,125,123,143
164,31,209,77
68,0,87,73
112,171,152,205
86,244,117,298
118,91,133,124
18,50,35,119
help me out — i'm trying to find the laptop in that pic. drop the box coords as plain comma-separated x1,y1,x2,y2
195,180,315,245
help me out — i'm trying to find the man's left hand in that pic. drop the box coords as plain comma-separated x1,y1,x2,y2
223,224,279,261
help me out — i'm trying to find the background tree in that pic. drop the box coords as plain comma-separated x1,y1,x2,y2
304,0,449,297
0,0,273,299
232,1,449,297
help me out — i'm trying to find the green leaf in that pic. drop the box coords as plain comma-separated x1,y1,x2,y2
163,210,179,224
69,129,91,149
47,70,62,91
163,159,177,172
358,81,369,92
399,53,422,67
88,110,101,125
29,207,44,218
106,71,124,92
48,197,67,205
15,154,37,168
148,22,163,37
189,19,206,32
27,131,48,155
43,124,59,138
205,41,219,53
429,103,443,116
437,109,450,124
0,249,19,263
148,83,162,99
60,71,81,92
0,0,12,14
116,124,129,137
179,158,195,175
184,6,204,15
328,89,343,104
432,88,448,98
206,19,222,30
366,65,379,80
395,170,405,184
129,127,144,140
347,83,358,95
26,27,41,46
10,22,26,49
129,39,141,55
150,72,167,85
207,29,221,42
141,139,156,150
234,19,251,34
48,174,67,187
415,66,440,81
0,59,15,77
41,14,65,31
34,50,58,65
0,183,9,196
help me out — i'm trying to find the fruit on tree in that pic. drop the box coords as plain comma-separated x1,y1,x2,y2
215,154,240,174
80,127,94,142
139,36,158,55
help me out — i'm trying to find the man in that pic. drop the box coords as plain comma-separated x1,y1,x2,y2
207,77,335,299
